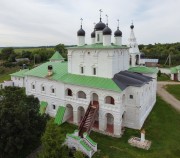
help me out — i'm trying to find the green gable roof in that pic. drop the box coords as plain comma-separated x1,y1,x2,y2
170,65,180,74
49,51,64,61
24,61,121,92
68,43,128,49
10,69,29,77
128,66,158,74
25,62,68,79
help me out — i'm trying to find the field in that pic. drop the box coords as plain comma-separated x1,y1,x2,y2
0,67,19,83
0,47,54,54
60,96,180,158
165,84,180,101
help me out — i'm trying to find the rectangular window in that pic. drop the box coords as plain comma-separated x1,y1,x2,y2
32,85,35,89
52,88,55,93
97,34,100,41
130,95,133,99
81,67,84,74
93,68,96,75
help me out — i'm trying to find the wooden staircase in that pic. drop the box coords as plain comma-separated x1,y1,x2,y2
78,101,99,137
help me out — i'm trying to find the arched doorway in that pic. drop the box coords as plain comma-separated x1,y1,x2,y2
77,106,85,124
105,113,114,134
66,104,73,122
91,93,99,105
91,93,99,129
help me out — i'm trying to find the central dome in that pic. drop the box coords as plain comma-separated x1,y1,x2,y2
95,19,106,31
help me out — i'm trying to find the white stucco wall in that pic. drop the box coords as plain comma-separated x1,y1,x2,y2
68,48,129,78
11,76,25,87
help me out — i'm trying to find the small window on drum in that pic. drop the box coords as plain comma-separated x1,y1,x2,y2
130,95,133,99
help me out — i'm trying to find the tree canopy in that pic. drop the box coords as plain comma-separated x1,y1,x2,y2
0,87,48,158
37,119,69,158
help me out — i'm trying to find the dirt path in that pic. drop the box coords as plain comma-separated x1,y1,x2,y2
157,81,180,111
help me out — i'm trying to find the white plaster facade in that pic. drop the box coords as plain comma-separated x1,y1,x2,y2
68,48,129,79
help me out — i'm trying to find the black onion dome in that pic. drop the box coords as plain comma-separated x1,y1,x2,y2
95,19,106,31
91,30,95,38
103,25,112,35
77,26,85,36
130,24,134,29
114,27,122,37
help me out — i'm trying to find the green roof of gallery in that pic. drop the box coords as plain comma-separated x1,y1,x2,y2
170,65,180,74
23,61,121,92
128,66,158,74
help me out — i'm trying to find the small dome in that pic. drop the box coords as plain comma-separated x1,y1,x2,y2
91,30,95,38
103,25,112,35
114,27,122,37
130,24,134,29
95,19,106,31
77,26,85,36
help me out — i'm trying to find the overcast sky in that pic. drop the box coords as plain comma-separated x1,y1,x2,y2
0,0,180,47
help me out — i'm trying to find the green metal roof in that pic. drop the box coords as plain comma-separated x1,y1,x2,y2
49,51,64,60
66,133,81,141
10,69,29,77
25,62,68,78
60,73,121,92
39,101,48,115
54,106,66,125
170,65,180,74
80,140,91,151
68,43,128,49
24,61,121,92
128,66,158,74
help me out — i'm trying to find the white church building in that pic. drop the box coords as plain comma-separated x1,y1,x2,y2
9,13,158,157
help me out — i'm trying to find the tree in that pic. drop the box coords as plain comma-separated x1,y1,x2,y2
74,150,84,158
1,47,15,60
54,44,67,60
37,119,68,158
0,87,48,158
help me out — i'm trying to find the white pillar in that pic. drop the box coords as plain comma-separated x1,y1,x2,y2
140,130,145,142
99,112,106,131
73,110,78,124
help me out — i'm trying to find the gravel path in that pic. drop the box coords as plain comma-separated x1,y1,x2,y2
157,81,180,111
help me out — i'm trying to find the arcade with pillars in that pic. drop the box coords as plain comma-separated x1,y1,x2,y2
64,88,123,136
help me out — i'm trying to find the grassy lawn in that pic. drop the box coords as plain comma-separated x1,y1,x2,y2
165,84,180,101
0,67,19,83
60,96,180,158
157,73,170,81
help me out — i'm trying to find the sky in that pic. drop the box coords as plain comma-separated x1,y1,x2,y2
0,0,180,47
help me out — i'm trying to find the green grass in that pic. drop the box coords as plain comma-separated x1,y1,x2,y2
0,67,19,83
60,96,180,158
157,74,170,81
165,85,180,101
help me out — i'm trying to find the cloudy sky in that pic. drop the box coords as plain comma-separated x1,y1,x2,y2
0,0,180,47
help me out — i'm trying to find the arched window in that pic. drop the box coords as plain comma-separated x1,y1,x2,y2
52,104,56,110
105,96,115,105
78,91,86,99
129,55,132,65
66,88,72,96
